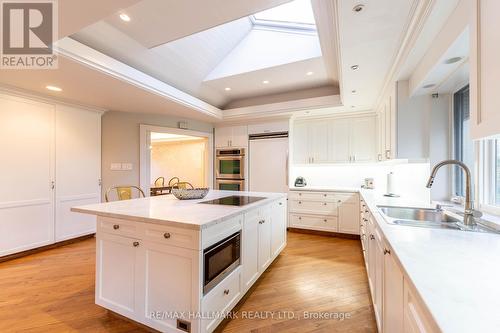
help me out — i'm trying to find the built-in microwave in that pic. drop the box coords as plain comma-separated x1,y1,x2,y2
215,148,245,180
203,231,241,294
215,178,245,191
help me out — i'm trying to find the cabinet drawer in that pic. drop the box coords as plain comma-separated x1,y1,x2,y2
289,200,338,215
202,268,242,332
143,224,199,250
289,191,336,202
289,214,338,231
98,217,137,238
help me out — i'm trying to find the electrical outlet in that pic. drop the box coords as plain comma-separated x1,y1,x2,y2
122,163,133,170
110,163,122,171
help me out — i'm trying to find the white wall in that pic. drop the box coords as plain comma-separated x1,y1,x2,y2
291,161,431,204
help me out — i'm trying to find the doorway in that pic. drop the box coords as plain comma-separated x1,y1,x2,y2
140,125,213,196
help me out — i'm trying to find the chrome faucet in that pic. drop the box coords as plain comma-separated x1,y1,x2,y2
426,160,476,226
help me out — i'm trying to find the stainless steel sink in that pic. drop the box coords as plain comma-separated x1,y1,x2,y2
377,205,500,234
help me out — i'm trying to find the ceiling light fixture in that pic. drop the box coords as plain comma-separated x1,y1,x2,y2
119,13,131,22
306,71,314,76
46,85,62,92
353,4,365,13
423,84,436,89
262,80,270,84
224,87,231,91
351,65,359,70
444,56,463,64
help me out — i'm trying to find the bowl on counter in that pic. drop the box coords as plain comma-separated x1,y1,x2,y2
171,188,209,200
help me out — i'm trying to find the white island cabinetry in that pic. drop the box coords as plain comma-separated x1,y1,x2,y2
73,191,287,333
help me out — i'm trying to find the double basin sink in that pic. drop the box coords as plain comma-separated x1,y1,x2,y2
378,206,500,234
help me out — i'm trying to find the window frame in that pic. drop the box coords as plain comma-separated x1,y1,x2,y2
478,139,500,216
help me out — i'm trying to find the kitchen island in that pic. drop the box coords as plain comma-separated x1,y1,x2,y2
72,190,287,333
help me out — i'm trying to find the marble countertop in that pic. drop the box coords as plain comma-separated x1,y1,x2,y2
72,190,286,230
360,189,500,333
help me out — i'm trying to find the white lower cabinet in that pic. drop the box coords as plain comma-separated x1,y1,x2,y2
362,197,439,333
289,190,359,235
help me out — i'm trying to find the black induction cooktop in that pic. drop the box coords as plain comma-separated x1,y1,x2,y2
199,195,266,206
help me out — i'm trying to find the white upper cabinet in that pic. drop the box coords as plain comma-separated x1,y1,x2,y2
292,116,376,164
377,84,397,161
215,125,248,148
470,0,500,139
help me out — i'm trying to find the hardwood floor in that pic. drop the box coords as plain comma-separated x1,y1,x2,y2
0,232,376,333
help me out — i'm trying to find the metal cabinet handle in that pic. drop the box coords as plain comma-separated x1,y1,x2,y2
323,219,327,222
323,194,327,197
133,241,140,247
370,234,375,240
259,220,265,224
224,289,230,295
298,201,302,204
363,218,368,222
384,248,391,255
298,193,302,196
323,202,327,206
164,232,171,239
113,224,120,230
338,200,342,203
298,217,302,220
279,202,282,205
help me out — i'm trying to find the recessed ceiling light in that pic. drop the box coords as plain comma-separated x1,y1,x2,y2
444,56,463,64
423,84,436,89
351,65,359,70
306,71,314,76
224,87,231,91
353,4,365,13
46,85,62,92
119,13,131,22
262,80,270,84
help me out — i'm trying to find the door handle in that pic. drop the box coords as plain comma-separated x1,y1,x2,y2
133,241,140,247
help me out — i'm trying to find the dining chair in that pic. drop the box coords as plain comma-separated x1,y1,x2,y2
105,185,146,202
154,177,165,187
168,177,180,186
173,182,194,190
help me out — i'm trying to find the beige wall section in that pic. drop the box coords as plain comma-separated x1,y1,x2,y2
101,111,213,198
151,139,208,187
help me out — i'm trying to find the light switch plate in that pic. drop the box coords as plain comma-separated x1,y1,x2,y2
122,163,133,170
110,163,122,171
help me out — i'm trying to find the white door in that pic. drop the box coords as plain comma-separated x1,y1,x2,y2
292,121,310,164
0,94,55,256
249,137,289,193
96,233,139,317
230,125,248,148
141,240,200,333
329,118,351,163
350,117,376,163
258,207,272,272
270,199,287,258
384,245,404,333
337,194,360,234
55,105,101,241
215,127,232,148
242,210,260,291
310,120,329,163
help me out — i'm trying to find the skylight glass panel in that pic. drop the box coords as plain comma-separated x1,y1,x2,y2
252,0,316,30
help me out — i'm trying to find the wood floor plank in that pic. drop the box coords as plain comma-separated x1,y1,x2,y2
0,232,376,333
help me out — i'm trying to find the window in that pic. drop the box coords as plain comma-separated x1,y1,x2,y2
453,85,475,198
251,0,316,32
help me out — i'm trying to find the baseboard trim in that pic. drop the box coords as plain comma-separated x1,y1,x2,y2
287,227,360,240
0,234,95,263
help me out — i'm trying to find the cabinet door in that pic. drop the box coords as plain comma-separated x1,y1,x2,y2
215,127,232,148
230,125,248,148
378,108,386,161
96,233,139,317
403,280,440,333
258,207,272,272
337,194,360,234
310,120,329,163
292,121,310,164
374,228,384,332
270,199,287,258
242,210,260,291
350,117,376,163
470,0,500,139
140,241,200,333
384,245,404,333
0,94,55,256
55,105,101,242
329,118,351,163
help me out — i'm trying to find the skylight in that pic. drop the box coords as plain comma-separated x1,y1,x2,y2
251,0,316,31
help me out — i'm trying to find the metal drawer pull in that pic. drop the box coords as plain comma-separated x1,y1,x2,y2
298,217,302,220
133,241,140,247
323,202,327,206
323,219,327,222
164,232,171,239
279,202,282,205
323,194,327,197
224,289,230,295
369,234,375,240
384,248,391,255
259,220,265,224
113,224,120,230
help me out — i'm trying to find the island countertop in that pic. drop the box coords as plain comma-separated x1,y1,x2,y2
71,190,286,230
